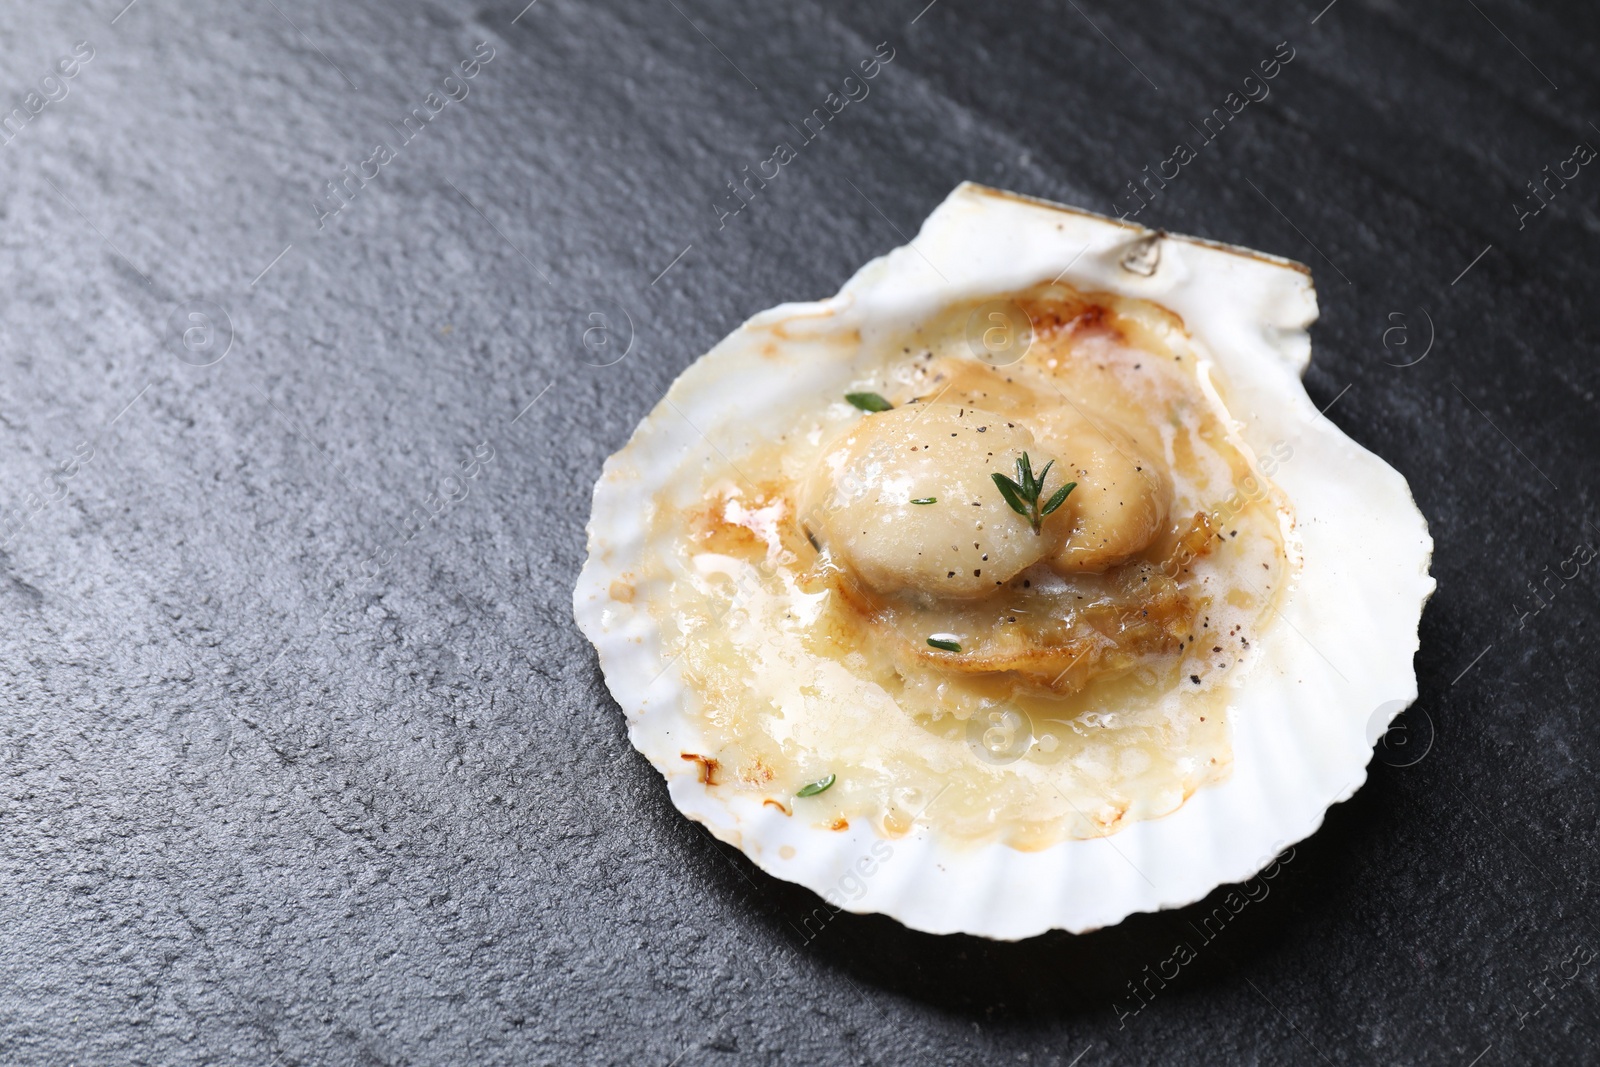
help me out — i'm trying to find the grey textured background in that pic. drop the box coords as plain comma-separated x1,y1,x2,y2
2,0,1598,1064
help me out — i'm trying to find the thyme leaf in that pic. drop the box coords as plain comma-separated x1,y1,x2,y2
797,774,836,797
1041,481,1076,516
845,391,893,412
990,474,1030,516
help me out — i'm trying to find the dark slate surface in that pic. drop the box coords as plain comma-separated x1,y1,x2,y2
2,0,1597,1063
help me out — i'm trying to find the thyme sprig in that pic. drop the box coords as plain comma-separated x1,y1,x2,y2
991,452,1075,535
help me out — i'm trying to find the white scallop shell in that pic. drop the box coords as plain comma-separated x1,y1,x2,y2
574,183,1433,939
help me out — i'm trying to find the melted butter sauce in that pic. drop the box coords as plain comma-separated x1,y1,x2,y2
639,284,1290,848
